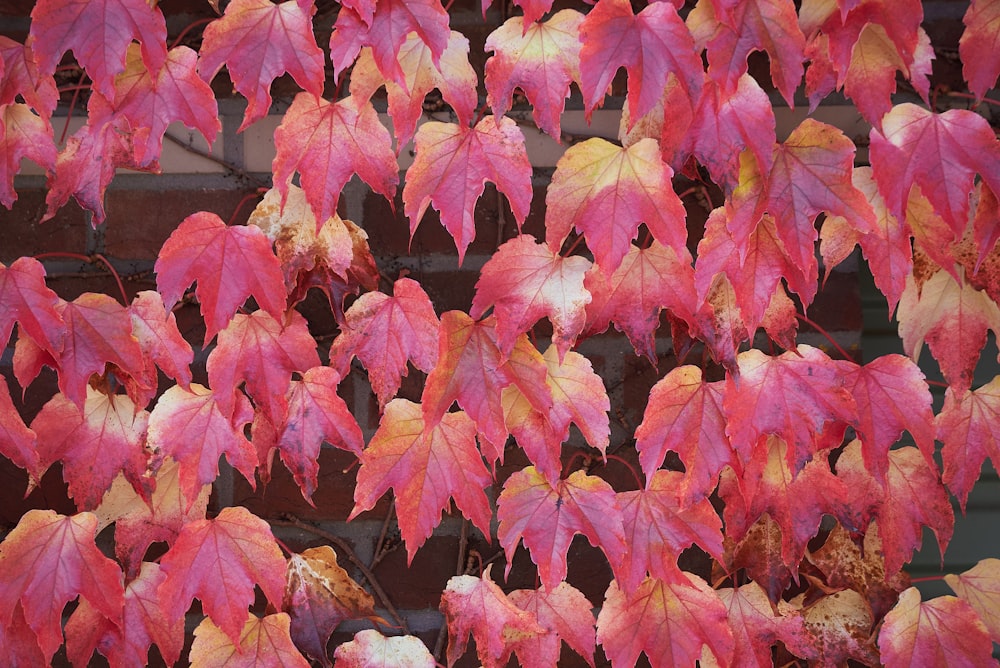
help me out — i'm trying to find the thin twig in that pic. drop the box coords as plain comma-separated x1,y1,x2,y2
269,517,410,634
369,499,395,570
163,131,267,187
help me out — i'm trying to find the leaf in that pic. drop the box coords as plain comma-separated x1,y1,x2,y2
0,37,58,117
472,234,592,360
544,138,688,274
31,388,150,511
190,612,311,668
258,366,363,502
28,0,166,98
714,581,808,668
897,268,1000,392
147,383,257,508
159,506,287,644
836,440,953,577
404,117,532,263
64,561,184,668
778,589,880,666
330,277,439,408
497,466,626,590
583,242,699,363
0,104,56,208
945,558,1000,642
439,565,546,668
0,257,64,358
273,94,398,232
878,587,998,668
723,346,857,472
596,574,734,667
688,0,805,106
198,0,324,130
207,309,320,423
870,104,1000,238
55,292,148,410
155,211,286,344
334,629,436,667
421,312,551,458
0,510,124,662
578,0,702,130
730,514,795,602
350,399,493,561
508,583,596,668
618,470,724,591
937,379,1000,509
837,354,935,486
283,546,377,666
350,30,477,148
95,458,211,578
129,290,193,390
0,373,37,476
635,365,734,504
328,0,450,86
484,11,584,140
961,0,1000,99
719,435,849,570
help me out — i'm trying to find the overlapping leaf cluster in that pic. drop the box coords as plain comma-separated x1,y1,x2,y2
3,0,1000,665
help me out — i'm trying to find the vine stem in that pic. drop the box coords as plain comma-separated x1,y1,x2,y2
909,575,945,583
33,252,129,305
795,312,852,360
946,91,1000,109
603,453,644,489
227,189,266,226
369,498,396,570
268,518,410,634
170,17,214,49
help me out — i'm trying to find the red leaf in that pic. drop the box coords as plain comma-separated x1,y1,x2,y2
484,11,584,140
207,309,319,423
635,365,734,504
260,366,363,502
55,293,147,410
439,565,546,668
778,589,880,665
937,380,1000,509
878,587,997,668
0,374,37,476
330,277,439,408
719,435,849,570
961,0,1000,99
283,546,377,666
111,44,220,166
404,117,532,263
0,37,58,117
334,630,436,667
129,290,193,391
64,561,184,668
421,312,551,458
155,211,286,344
0,104,56,208
0,510,124,662
618,470,724,591
945,558,1000,642
472,234,592,360
351,399,493,561
350,30,477,148
897,268,1000,392
273,94,398,231
508,583,596,668
329,0,450,86
198,0,324,130
159,506,287,644
497,466,626,590
147,383,257,508
190,612,311,667
0,257,64,358
723,346,856,472
95,458,211,577
870,104,1000,238
836,441,953,576
688,0,805,106
544,138,687,274
579,0,701,129
28,0,166,98
837,354,935,486
31,388,150,511
596,574,734,667
718,581,809,668
583,242,699,363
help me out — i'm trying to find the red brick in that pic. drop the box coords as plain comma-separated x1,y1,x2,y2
0,189,89,263
102,187,260,260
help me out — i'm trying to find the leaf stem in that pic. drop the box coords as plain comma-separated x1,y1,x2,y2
604,453,643,489
795,312,852,360
908,575,945,583
227,189,266,226
33,252,129,304
170,17,214,49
